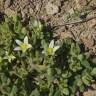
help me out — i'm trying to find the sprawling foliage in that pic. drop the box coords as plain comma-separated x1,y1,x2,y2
0,15,96,96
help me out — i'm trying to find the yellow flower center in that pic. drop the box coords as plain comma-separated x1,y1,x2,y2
47,48,53,54
20,43,28,50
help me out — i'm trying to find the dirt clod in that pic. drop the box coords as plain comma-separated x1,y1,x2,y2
45,2,59,15
83,90,96,96
4,0,11,9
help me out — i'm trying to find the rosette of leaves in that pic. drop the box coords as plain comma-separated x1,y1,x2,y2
0,15,96,96
0,15,28,53
55,39,96,96
28,17,44,46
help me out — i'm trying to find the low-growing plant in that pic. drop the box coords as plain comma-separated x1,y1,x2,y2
0,15,96,96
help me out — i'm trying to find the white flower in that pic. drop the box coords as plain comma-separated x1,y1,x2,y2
4,51,16,63
14,36,32,53
42,40,60,55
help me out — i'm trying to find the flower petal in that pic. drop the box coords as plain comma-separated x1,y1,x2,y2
24,36,28,44
28,44,32,48
49,40,54,48
15,40,22,45
53,46,60,52
14,47,21,51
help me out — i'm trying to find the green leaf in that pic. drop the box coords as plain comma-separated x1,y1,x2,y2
78,54,84,61
91,68,96,76
49,85,54,96
54,90,61,96
70,43,80,56
84,52,91,59
62,71,72,78
62,87,69,95
75,43,80,54
82,74,92,86
69,62,82,72
81,60,91,69
79,84,85,92
75,75,82,87
92,58,96,64
30,89,40,96
10,85,17,96
0,57,3,63
21,27,27,35
12,15,18,22
47,67,54,86
69,84,77,95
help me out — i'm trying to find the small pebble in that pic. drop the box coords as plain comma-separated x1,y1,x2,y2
4,0,11,9
4,8,17,17
45,2,59,15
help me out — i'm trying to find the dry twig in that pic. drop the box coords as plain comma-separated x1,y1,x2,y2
53,16,96,28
